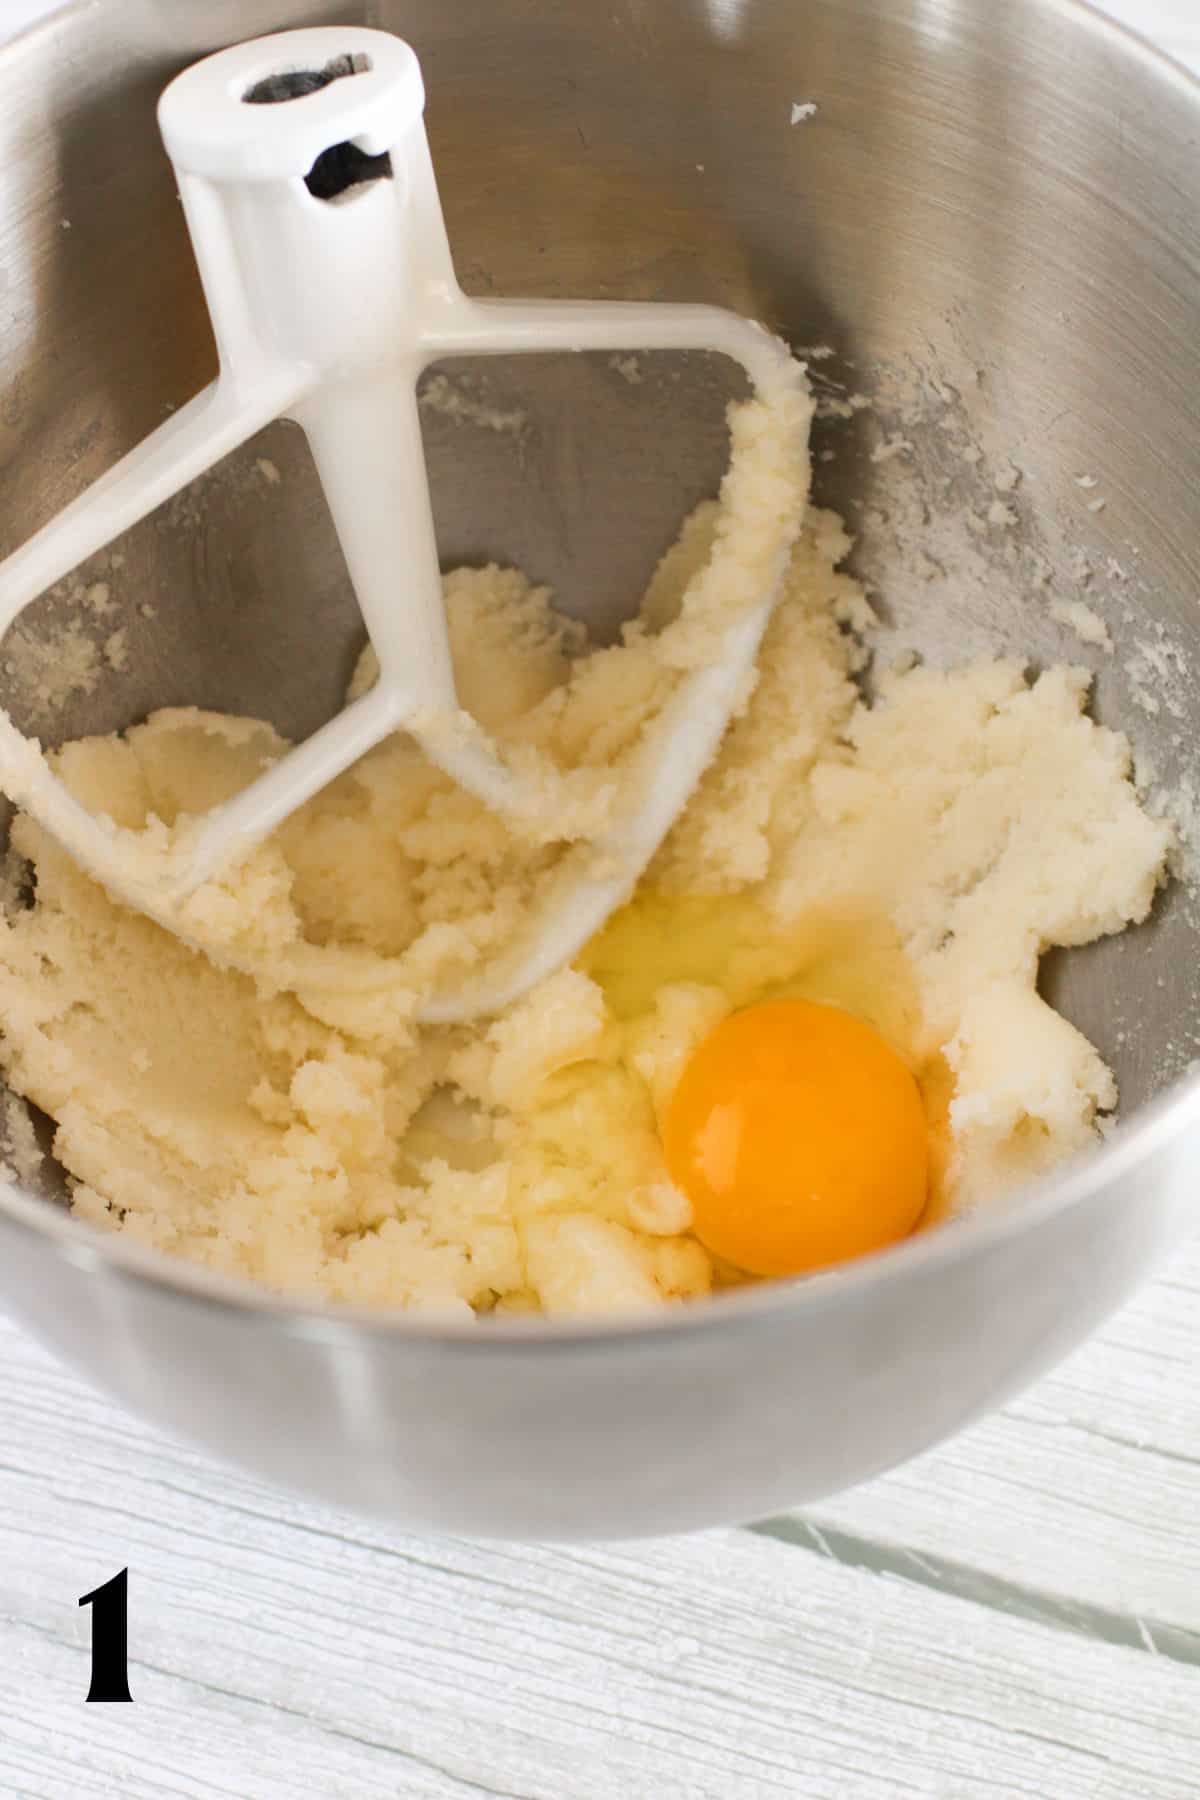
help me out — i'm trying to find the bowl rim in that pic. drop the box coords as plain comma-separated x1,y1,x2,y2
0,0,1197,1354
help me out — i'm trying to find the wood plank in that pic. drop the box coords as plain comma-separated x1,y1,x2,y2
805,1235,1200,1637
3,1243,1199,1655
0,1320,1197,1800
0,9,1196,1799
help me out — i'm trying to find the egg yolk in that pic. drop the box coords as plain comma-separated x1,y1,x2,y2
663,999,928,1278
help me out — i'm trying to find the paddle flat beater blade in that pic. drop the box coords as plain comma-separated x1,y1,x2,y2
0,28,805,1018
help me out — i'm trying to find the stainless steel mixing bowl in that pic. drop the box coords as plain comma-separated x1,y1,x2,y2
0,0,1197,1539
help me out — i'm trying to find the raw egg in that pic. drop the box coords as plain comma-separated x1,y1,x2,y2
663,998,928,1277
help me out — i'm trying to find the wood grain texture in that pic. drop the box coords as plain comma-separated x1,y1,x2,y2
0,1233,1198,1800
1,1310,1199,1800
808,1236,1200,1637
0,2,1199,1798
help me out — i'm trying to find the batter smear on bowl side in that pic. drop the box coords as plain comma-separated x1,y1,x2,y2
0,376,1172,1317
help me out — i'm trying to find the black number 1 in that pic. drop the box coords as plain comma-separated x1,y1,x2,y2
78,1568,132,1702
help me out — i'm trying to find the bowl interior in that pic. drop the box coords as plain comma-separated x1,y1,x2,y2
1,0,1198,1221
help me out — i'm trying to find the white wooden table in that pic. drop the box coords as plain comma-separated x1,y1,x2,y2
2,3,1200,1796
